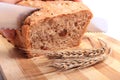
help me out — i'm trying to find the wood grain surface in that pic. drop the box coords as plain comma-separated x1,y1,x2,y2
0,33,120,80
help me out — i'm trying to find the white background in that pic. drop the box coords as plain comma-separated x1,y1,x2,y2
83,0,120,40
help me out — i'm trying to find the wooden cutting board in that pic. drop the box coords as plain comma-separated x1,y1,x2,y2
0,33,120,80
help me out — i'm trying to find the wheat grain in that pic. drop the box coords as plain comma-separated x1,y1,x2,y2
48,38,111,70
50,48,111,70
46,48,105,59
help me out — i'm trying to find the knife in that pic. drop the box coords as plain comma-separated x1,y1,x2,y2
0,2,39,29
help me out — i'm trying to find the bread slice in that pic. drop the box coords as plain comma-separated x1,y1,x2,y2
15,1,93,57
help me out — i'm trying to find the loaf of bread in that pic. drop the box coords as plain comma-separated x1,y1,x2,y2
15,1,93,57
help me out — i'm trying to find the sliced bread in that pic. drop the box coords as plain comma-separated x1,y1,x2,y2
15,1,93,57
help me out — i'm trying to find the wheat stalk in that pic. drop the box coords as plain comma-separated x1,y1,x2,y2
48,38,111,70
46,38,106,59
50,48,111,70
46,48,105,59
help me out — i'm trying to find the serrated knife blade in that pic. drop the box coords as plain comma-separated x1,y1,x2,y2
0,2,39,29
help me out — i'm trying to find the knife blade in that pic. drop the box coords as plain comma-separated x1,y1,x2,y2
0,2,39,29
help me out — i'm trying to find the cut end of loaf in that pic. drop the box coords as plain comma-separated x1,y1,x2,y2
29,11,92,51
